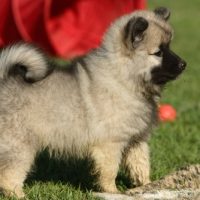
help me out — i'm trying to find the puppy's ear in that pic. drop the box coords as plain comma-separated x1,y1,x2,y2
154,7,170,21
124,17,148,49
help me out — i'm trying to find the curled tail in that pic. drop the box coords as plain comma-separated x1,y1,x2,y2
0,43,53,82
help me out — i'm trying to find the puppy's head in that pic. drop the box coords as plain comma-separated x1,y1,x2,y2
103,7,186,86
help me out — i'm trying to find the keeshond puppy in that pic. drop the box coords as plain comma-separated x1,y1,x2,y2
0,7,186,198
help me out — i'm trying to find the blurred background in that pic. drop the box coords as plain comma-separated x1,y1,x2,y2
0,0,199,199
149,0,200,180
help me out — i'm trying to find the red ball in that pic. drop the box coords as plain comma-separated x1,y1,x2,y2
158,104,177,122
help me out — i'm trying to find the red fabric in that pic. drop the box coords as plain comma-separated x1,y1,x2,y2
0,0,146,58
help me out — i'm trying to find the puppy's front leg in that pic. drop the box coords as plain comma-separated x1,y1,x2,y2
91,142,123,193
124,141,150,189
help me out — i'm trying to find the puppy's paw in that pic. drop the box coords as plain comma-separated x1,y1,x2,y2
100,185,120,194
125,187,143,195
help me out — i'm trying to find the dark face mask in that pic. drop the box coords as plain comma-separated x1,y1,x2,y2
151,45,186,85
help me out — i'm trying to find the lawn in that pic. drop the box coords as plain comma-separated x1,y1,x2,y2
1,0,199,199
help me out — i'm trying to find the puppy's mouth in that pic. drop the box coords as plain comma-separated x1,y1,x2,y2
151,67,184,85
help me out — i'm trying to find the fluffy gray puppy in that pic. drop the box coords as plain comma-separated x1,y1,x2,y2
0,7,186,198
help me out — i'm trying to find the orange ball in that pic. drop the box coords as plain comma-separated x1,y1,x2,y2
159,104,177,122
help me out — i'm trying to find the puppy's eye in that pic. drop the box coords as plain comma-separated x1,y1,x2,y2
153,50,163,57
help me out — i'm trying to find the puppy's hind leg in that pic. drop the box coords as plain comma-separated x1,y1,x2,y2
0,143,35,198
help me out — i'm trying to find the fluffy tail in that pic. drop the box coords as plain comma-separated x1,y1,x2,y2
0,43,52,82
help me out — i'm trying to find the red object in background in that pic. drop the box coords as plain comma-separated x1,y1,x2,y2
159,104,177,122
0,0,146,58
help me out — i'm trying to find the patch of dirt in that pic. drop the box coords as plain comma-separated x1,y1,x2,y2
135,164,200,191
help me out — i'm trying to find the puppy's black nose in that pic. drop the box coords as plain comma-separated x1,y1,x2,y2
179,60,186,70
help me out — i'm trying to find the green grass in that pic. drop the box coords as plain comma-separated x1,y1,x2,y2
0,183,98,200
1,0,200,199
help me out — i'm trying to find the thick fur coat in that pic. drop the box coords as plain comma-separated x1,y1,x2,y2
0,7,186,198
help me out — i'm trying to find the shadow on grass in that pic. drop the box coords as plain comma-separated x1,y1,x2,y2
26,149,132,192
26,149,97,191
